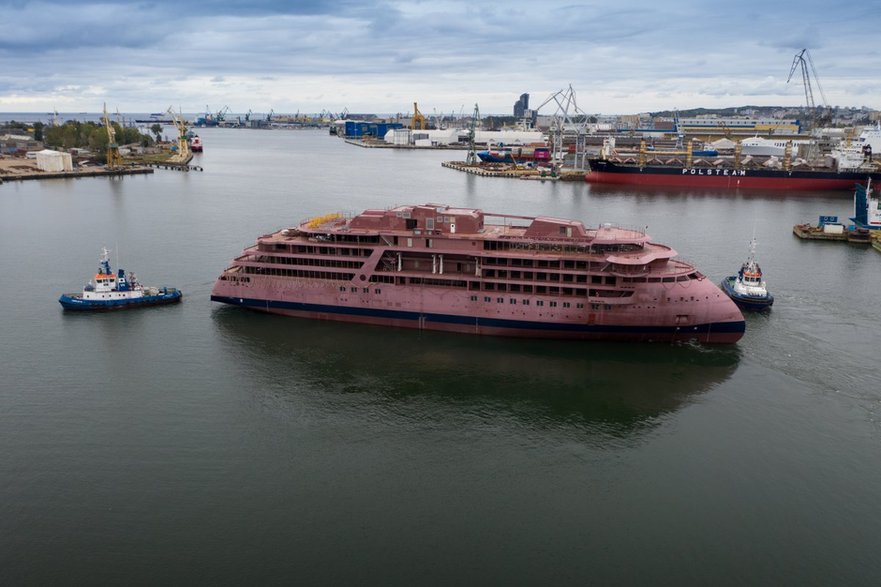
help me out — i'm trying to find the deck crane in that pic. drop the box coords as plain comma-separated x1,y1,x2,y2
787,48,828,111
411,102,426,130
166,106,191,162
102,102,123,168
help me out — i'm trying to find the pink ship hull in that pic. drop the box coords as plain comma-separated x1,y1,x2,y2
211,202,745,344
211,276,744,344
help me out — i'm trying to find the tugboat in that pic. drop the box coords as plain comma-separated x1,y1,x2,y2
59,247,182,311
189,135,203,152
720,238,774,311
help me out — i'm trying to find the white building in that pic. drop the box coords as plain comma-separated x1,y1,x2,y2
35,149,73,172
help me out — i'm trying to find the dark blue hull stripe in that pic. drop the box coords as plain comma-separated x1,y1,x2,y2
211,295,746,335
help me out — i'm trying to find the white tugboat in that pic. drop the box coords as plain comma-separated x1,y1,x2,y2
59,247,181,311
720,238,774,311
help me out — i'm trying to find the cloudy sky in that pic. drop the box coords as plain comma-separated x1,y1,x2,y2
1,0,878,116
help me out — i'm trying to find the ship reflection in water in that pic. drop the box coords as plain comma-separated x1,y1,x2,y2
212,307,741,438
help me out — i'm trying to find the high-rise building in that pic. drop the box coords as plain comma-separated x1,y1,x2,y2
513,93,529,118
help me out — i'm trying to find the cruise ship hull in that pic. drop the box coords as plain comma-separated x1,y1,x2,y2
212,203,746,344
211,286,745,344
586,159,880,191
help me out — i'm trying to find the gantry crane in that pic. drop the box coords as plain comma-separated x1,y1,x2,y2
102,102,123,168
216,105,230,123
787,48,828,111
466,103,481,165
166,106,191,162
537,85,590,170
411,102,426,130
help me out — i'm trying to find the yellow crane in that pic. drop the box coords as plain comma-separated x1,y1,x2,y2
102,103,123,168
411,102,426,130
166,106,191,162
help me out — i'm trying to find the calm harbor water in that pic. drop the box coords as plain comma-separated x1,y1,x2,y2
2,128,881,585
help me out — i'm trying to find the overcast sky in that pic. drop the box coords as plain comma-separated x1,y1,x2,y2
1,0,878,116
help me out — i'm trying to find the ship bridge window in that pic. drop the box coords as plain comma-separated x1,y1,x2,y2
406,219,417,230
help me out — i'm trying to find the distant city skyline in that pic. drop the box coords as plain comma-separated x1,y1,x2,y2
1,1,879,116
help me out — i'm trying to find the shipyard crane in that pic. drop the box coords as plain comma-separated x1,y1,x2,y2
266,109,274,122
787,48,828,111
216,105,230,123
102,102,123,168
537,85,590,170
466,103,481,165
411,102,426,130
166,106,191,162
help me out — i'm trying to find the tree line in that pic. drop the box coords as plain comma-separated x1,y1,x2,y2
42,121,155,162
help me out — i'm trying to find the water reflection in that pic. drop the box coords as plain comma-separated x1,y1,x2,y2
584,183,852,201
212,307,740,437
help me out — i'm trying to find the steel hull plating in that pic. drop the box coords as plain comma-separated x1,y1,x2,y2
210,287,745,344
586,160,880,191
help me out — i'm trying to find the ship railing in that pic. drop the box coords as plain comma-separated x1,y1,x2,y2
296,210,357,231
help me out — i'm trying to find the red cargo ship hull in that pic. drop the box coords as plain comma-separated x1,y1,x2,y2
585,159,880,191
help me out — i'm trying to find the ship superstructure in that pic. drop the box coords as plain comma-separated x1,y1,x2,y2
211,204,745,343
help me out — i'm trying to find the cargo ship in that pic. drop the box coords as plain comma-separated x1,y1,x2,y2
478,145,550,164
211,204,745,344
585,138,880,191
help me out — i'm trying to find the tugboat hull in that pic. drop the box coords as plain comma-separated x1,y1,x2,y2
59,289,182,311
720,277,773,311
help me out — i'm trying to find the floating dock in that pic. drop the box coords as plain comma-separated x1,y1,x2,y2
793,223,874,244
0,166,153,182
441,161,582,181
792,223,847,241
144,161,203,172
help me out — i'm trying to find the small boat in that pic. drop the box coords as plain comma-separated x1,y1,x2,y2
189,135,203,152
59,247,182,311
720,238,774,311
